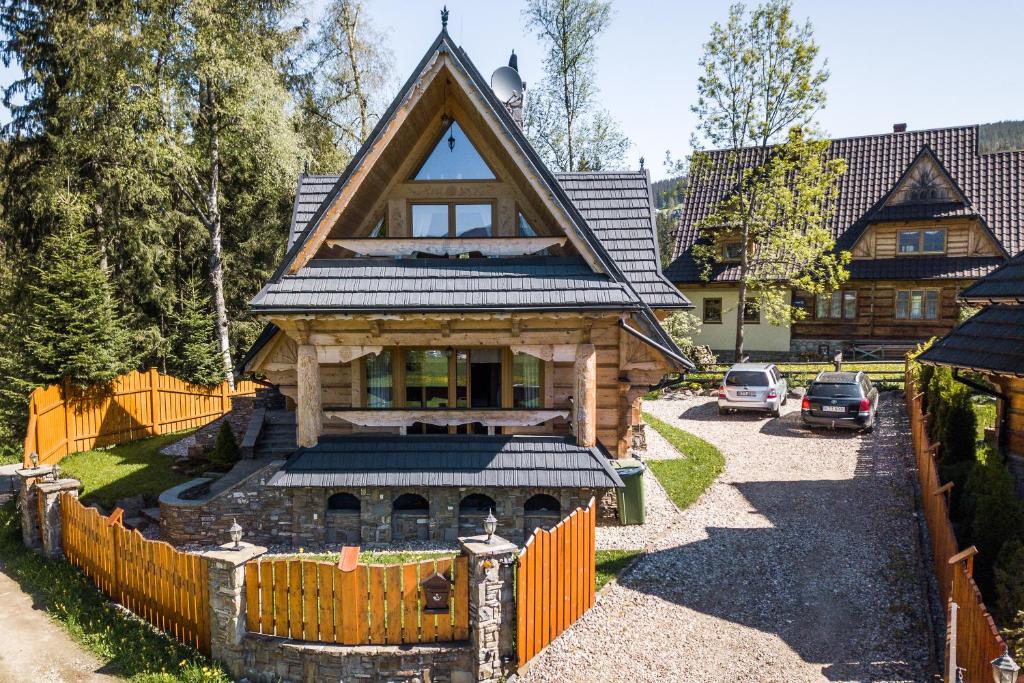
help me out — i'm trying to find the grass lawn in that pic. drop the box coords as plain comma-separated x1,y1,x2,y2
0,501,229,682
275,550,456,565
59,431,196,509
643,412,726,511
595,549,641,591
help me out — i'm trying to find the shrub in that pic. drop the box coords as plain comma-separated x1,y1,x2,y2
995,540,1024,626
966,453,1024,594
941,385,977,464
209,421,240,469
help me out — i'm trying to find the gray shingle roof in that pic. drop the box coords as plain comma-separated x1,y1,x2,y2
959,252,1024,302
667,126,1024,283
917,305,1024,376
250,257,640,312
556,172,689,309
266,435,624,489
289,175,339,249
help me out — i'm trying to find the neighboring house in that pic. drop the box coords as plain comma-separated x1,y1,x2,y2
233,28,692,545
666,125,1024,360
918,252,1024,476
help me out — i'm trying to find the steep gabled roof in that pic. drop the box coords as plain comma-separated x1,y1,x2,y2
959,251,1024,303
917,305,1024,376
667,125,1024,283
288,175,339,249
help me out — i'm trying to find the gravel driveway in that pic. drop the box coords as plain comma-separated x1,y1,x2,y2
519,393,935,683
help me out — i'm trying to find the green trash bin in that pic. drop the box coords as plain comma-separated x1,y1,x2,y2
611,458,646,525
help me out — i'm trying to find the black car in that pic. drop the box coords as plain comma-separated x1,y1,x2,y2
801,371,879,431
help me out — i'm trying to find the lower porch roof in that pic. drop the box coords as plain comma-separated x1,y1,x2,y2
266,435,625,489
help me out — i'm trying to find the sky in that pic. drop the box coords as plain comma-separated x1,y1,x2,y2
2,0,1023,180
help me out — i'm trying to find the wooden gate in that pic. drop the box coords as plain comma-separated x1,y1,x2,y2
515,498,596,668
60,492,211,653
243,555,469,645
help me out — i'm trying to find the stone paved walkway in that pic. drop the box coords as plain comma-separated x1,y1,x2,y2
519,394,936,683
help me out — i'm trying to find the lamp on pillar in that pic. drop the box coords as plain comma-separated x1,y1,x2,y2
228,518,243,549
29,452,38,468
991,648,1020,683
483,509,498,543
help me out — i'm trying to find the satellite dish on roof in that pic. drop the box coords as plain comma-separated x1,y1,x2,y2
490,66,523,103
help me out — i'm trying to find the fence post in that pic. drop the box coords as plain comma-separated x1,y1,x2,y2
33,475,82,558
201,541,266,680
149,367,161,436
62,377,75,458
220,380,231,417
458,533,517,683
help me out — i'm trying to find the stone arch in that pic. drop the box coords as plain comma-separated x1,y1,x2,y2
391,493,430,541
325,492,361,544
458,493,497,536
523,493,563,538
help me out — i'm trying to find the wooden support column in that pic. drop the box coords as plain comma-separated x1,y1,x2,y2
296,344,322,448
574,343,597,447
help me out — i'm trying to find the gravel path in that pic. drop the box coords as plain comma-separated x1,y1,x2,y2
520,393,935,683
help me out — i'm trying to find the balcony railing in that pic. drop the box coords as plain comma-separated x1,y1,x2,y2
323,407,568,429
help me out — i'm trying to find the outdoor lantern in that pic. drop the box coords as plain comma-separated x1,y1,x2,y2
991,648,1020,683
420,572,452,614
29,452,38,468
51,463,60,481
483,508,498,543
228,518,243,549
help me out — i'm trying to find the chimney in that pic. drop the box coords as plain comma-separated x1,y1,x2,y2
491,51,525,129
893,123,907,133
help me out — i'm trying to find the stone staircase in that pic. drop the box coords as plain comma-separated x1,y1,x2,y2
253,409,297,458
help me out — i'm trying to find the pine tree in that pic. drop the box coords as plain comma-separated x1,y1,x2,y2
24,216,135,386
167,280,224,386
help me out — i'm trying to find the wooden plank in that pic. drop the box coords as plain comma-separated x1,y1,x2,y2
335,565,351,644
401,562,419,643
354,565,369,644
288,560,302,639
420,560,437,643
385,565,403,644
434,557,453,642
317,563,336,643
368,565,386,644
245,561,260,633
273,561,289,637
453,556,469,641
302,561,318,641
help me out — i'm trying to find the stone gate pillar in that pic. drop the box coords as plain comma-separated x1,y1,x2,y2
16,464,52,551
35,476,82,559
201,541,267,679
458,533,517,683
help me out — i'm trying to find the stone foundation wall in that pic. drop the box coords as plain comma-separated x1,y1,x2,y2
239,637,473,683
161,470,603,547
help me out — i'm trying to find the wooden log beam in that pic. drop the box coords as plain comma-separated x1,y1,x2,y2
323,409,568,428
574,343,597,447
325,236,565,258
296,344,322,448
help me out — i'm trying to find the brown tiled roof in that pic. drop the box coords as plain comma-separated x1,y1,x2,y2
666,125,1024,283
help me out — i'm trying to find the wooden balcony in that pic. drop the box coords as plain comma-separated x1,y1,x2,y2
325,236,565,258
323,407,569,429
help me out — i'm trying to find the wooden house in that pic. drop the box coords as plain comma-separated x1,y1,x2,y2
233,27,692,544
666,125,1024,360
919,253,1024,469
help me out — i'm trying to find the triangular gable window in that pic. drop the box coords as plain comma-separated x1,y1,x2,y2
887,152,963,206
414,121,495,181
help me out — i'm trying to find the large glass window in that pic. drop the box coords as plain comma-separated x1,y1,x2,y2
896,289,940,320
413,121,495,181
513,354,542,408
454,204,492,238
742,301,760,324
815,291,857,320
411,204,449,238
365,351,393,408
468,348,502,408
405,349,450,408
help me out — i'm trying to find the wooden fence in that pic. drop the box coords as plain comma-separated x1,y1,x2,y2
905,364,1007,682
243,555,469,645
59,492,211,654
24,368,257,467
516,498,596,668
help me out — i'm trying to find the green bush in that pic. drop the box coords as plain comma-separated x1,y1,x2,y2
208,422,239,469
995,540,1024,626
942,385,977,464
965,453,1024,594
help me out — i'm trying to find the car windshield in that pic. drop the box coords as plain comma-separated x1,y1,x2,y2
809,383,862,398
725,371,769,387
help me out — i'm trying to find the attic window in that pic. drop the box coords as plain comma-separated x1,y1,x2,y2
414,121,495,181
518,213,538,237
368,216,386,239
721,242,744,261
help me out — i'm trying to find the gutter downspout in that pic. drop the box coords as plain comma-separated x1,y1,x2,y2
952,368,1008,452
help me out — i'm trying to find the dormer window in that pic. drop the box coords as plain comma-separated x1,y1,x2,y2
898,228,946,254
721,242,744,261
413,121,495,181
411,202,494,238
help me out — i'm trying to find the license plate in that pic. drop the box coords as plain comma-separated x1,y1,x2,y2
737,391,754,396
821,405,845,413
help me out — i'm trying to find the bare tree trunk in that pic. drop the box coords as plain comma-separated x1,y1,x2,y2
343,2,369,141
734,223,750,361
203,80,235,389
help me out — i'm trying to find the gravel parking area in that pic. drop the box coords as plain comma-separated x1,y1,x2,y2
519,393,934,683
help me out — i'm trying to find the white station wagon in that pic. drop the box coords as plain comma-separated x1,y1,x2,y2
717,362,789,417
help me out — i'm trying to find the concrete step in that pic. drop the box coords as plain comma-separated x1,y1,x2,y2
141,507,161,524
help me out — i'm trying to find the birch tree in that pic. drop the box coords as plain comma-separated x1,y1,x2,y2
523,0,628,172
690,0,848,359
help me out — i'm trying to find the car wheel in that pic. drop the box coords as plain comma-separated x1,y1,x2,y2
781,393,788,406
864,424,875,434
771,405,781,418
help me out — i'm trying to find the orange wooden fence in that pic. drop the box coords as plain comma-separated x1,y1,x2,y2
243,555,469,645
905,363,1008,682
516,498,595,668
24,368,257,467
59,492,211,654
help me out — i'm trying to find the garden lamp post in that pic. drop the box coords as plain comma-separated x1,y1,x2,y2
228,518,243,550
992,648,1020,683
51,463,60,481
29,452,38,468
483,509,497,544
